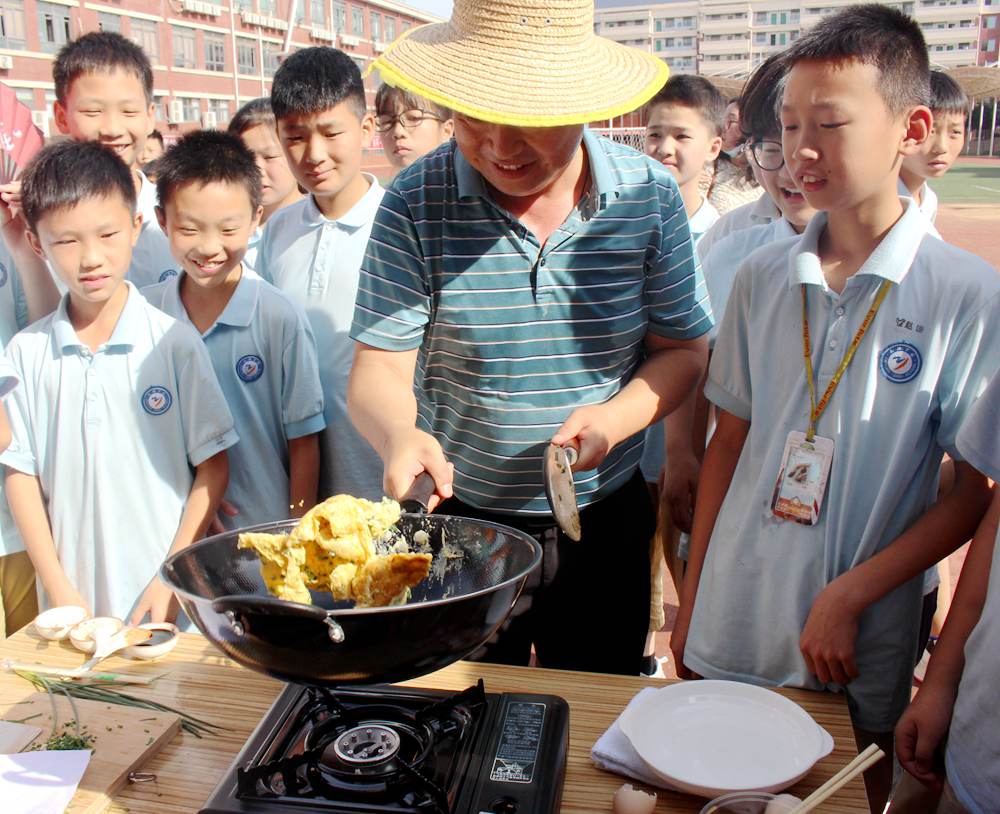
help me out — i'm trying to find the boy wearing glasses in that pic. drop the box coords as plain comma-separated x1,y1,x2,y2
375,85,453,173
256,47,384,500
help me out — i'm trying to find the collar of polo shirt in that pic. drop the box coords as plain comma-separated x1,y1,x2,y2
53,281,144,353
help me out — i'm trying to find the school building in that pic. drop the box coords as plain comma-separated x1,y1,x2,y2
595,0,1000,77
0,0,439,137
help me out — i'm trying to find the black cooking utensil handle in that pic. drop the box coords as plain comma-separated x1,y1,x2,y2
212,594,329,620
400,471,436,514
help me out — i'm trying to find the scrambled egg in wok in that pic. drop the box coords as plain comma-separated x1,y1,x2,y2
238,495,432,607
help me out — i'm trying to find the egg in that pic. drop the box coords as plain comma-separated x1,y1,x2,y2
764,793,802,813
612,783,657,814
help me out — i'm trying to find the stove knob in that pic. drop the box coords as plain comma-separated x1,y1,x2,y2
490,797,518,814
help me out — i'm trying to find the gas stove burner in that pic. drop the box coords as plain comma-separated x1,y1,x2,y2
333,725,402,765
204,682,569,814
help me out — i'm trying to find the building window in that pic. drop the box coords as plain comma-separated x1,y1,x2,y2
384,16,395,41
333,1,345,31
259,0,275,15
989,37,998,49
986,16,998,27
401,19,410,32
352,6,363,35
263,42,281,76
310,0,325,26
172,26,196,68
237,39,256,73
181,97,200,121
98,11,120,32
37,1,72,53
0,0,26,50
370,12,380,40
204,31,225,71
208,98,229,123
130,19,159,62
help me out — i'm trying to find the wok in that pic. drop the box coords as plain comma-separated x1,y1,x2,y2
161,513,542,687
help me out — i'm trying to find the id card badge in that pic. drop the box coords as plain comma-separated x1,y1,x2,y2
771,431,834,526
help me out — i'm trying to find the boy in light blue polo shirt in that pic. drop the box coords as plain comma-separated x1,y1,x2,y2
256,47,384,501
52,32,177,288
893,373,1000,814
143,131,325,529
671,8,1000,810
1,141,237,624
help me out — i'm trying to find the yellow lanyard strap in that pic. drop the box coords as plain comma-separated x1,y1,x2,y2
801,279,893,441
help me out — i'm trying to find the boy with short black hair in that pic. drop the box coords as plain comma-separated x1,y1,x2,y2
1,141,237,623
256,47,384,501
640,74,724,675
52,31,177,287
671,6,1000,810
143,130,325,529
899,70,968,226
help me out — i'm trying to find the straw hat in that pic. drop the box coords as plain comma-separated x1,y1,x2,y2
369,0,669,127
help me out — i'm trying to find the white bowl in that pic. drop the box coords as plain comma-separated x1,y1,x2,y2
619,680,834,798
68,616,124,653
33,605,89,640
121,622,179,660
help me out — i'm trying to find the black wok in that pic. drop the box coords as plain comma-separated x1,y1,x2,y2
161,514,541,686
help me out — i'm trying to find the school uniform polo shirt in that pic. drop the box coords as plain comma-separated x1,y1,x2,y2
640,197,719,482
256,176,385,501
0,353,16,396
143,271,325,529
703,217,799,346
697,193,780,262
0,242,29,559
685,199,1000,732
897,177,940,236
948,374,1000,813
130,171,179,289
243,226,262,272
352,131,712,514
0,283,238,619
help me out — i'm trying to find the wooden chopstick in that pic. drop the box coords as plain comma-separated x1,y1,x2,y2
787,743,885,813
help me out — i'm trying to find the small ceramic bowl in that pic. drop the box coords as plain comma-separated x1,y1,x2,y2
121,622,179,660
68,616,125,653
699,792,802,814
33,605,90,640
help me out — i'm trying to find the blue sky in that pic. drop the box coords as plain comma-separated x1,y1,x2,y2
408,0,453,19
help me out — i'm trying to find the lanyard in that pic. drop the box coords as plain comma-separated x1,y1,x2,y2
801,279,892,441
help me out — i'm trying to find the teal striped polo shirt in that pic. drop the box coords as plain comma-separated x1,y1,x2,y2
351,129,712,514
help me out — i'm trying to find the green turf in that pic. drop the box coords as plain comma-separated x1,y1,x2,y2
932,160,1000,205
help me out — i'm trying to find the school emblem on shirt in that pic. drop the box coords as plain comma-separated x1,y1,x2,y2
879,342,922,384
0,262,7,288
236,354,264,383
141,385,173,415
158,269,178,283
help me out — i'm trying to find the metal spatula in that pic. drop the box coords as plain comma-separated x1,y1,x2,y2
543,443,581,541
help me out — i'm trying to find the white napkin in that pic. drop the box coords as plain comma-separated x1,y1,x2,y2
0,749,91,814
591,687,670,788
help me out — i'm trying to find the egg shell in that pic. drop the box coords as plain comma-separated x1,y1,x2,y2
764,793,802,814
612,783,657,814
33,605,89,640
68,616,125,653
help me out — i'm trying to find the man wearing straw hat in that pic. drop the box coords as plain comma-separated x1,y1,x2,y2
348,0,712,674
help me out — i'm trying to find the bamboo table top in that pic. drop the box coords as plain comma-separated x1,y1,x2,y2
0,630,868,813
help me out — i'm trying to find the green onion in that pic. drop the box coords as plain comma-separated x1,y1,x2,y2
15,671,227,738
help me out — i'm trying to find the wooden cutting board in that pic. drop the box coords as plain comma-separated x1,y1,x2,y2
0,690,180,814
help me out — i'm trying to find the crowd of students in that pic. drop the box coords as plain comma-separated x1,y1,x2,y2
0,1,996,811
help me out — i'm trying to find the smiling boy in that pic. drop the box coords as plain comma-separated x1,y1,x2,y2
143,131,324,529
256,47,383,502
53,32,176,287
671,7,1000,809
349,0,710,675
0,141,236,623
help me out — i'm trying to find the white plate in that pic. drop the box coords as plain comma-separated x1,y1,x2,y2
618,680,834,798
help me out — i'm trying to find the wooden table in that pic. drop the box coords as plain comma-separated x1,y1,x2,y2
0,630,868,813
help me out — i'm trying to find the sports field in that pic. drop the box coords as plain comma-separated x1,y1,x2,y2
932,158,1000,205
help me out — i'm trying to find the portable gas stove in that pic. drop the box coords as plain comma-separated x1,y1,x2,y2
201,680,569,814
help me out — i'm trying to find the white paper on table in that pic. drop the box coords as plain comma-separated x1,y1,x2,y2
0,749,91,813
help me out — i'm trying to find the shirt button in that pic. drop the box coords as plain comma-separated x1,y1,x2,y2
539,258,546,267
829,340,838,350
835,306,845,317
